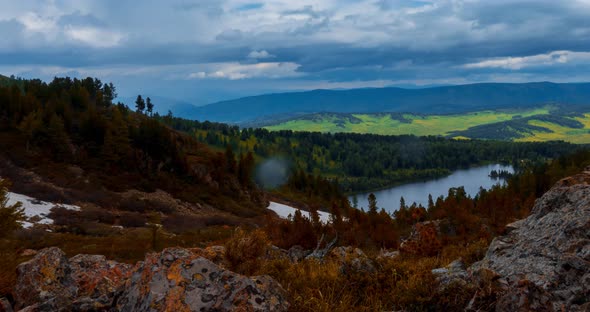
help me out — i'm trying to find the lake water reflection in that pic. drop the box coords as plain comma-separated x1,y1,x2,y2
351,164,514,213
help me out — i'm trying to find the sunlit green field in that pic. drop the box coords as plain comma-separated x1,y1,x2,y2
266,108,548,136
265,107,590,144
516,114,590,144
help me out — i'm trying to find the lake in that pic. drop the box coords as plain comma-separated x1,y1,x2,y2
351,164,514,213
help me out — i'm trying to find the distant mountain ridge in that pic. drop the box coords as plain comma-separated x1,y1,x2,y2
191,82,590,124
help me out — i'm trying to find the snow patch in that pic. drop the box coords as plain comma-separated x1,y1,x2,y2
6,192,80,228
267,201,331,223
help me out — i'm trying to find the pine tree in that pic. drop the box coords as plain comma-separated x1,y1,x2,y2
146,97,154,116
0,178,25,238
18,110,42,152
46,113,72,161
368,193,378,215
225,145,237,174
102,108,131,166
135,95,145,113
238,151,255,187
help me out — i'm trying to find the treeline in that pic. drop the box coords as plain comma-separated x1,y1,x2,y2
266,148,590,254
159,115,580,192
0,76,263,216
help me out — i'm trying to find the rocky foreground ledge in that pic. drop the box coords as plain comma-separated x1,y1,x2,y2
434,168,590,311
9,247,289,312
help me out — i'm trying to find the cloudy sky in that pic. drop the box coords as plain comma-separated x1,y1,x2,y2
2,0,590,105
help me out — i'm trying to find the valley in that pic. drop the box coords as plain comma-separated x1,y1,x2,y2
3,1,590,310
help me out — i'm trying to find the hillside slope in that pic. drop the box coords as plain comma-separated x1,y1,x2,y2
265,108,590,143
193,82,590,123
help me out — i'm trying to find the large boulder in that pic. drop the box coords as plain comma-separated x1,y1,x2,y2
469,169,590,311
14,247,289,312
116,247,289,311
14,247,133,311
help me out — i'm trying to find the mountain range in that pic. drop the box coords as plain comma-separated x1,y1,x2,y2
188,82,590,124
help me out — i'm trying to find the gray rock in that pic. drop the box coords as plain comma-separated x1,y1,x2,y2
15,247,289,312
432,259,469,289
14,247,76,311
469,170,590,311
287,245,311,263
116,247,289,311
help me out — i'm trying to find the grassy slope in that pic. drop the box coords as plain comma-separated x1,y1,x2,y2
266,107,590,143
516,114,590,144
267,107,550,136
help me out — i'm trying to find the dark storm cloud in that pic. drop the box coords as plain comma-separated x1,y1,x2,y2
2,0,590,102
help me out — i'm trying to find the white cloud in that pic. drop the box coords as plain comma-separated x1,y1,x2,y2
18,12,58,38
248,50,274,59
64,26,124,48
463,50,590,70
188,62,301,80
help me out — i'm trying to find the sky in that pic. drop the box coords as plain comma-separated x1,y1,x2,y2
2,0,590,106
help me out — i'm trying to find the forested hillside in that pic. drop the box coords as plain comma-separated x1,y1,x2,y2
192,82,590,123
0,76,264,216
160,116,579,193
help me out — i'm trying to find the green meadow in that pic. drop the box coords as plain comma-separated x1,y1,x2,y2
265,107,590,144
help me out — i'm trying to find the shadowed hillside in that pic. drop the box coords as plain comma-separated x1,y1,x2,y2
192,82,590,124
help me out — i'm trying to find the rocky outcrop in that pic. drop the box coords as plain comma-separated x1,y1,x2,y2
116,248,288,312
468,169,590,311
14,247,133,311
14,247,289,312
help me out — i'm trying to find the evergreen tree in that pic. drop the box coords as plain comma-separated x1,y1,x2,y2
102,108,131,166
46,113,72,161
400,196,406,211
102,82,116,107
368,193,377,214
238,151,255,187
0,178,25,238
146,97,154,116
135,95,145,113
225,145,237,174
18,111,42,152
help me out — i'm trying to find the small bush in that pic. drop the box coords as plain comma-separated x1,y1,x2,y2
224,228,270,275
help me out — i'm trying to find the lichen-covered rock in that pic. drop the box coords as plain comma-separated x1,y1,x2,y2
327,246,375,274
432,259,469,289
116,248,289,311
14,247,133,311
469,169,590,311
14,247,76,311
68,254,133,306
15,247,288,312
190,245,227,266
